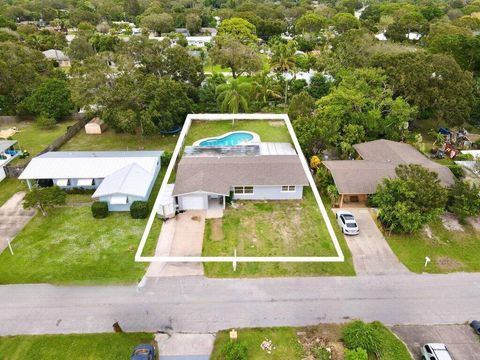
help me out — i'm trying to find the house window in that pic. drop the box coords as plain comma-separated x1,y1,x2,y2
234,186,254,194
281,185,296,192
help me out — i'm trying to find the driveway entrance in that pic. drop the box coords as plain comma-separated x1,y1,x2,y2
335,208,409,275
146,211,206,277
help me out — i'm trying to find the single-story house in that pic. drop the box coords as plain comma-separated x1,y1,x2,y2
19,151,163,211
172,154,309,211
323,139,455,207
84,117,107,134
186,36,212,47
0,140,22,182
42,49,71,67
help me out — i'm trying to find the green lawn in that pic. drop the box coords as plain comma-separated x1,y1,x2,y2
211,322,410,360
202,189,355,277
0,206,158,284
384,219,480,273
186,119,292,145
7,120,76,165
0,332,154,360
61,128,178,153
0,178,26,206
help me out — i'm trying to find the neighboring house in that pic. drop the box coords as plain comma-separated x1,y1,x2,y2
19,151,163,211
42,49,71,67
171,142,308,211
323,139,455,207
0,140,22,183
186,36,212,47
84,117,107,134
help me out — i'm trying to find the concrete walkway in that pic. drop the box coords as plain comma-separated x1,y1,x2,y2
155,333,215,360
146,211,205,278
0,192,35,255
335,208,409,276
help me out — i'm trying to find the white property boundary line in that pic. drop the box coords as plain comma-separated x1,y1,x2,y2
135,114,344,263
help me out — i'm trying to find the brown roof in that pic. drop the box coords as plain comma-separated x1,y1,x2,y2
173,155,309,196
323,140,455,194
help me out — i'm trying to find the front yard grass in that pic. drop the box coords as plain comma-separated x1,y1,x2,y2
211,322,410,360
384,219,480,273
0,332,154,360
0,178,26,206
0,205,158,284
186,119,292,145
8,120,76,165
202,188,355,277
61,128,178,153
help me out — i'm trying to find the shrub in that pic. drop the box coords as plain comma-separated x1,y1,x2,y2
91,201,109,218
311,345,331,360
455,153,474,161
447,180,480,223
344,348,368,360
36,115,57,129
130,201,149,219
448,164,464,179
161,151,172,166
342,320,381,354
221,341,248,360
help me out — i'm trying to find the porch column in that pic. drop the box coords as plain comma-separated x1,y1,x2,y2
223,195,226,209
26,179,32,190
339,194,344,208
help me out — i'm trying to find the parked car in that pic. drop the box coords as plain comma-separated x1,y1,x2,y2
335,210,359,235
130,344,155,360
471,320,480,335
420,343,453,360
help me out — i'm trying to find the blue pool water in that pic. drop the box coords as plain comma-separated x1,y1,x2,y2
199,132,254,147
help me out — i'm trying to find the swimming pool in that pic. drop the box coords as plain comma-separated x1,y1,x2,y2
196,131,257,147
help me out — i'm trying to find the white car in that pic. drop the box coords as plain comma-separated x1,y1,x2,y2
421,343,454,360
335,210,359,235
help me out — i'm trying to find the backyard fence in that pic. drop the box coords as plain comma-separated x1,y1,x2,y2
3,113,89,178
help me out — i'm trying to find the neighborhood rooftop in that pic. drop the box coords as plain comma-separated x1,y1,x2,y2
173,155,309,196
323,139,455,194
19,151,163,180
0,140,17,153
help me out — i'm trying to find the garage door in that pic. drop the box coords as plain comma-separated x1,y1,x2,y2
182,195,205,210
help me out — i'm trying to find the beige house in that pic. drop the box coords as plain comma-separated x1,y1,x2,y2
42,49,71,67
323,140,455,207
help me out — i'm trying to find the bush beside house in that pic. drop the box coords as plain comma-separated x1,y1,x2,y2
91,201,109,218
130,201,149,219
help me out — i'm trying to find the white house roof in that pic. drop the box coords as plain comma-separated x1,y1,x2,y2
19,151,162,180
92,163,154,198
42,49,70,61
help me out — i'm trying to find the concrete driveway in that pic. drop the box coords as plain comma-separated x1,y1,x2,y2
155,333,215,360
146,211,205,278
336,208,409,275
0,192,35,255
392,325,480,359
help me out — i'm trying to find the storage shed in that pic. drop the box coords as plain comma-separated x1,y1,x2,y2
85,117,107,134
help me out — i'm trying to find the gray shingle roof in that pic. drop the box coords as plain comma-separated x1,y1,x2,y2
323,140,455,194
173,155,309,196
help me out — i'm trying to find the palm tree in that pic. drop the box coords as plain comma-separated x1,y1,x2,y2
252,71,281,106
216,79,251,125
270,41,297,105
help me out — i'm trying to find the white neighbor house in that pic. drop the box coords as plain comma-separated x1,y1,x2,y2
19,151,163,211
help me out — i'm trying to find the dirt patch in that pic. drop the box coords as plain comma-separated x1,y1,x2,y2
211,219,224,241
436,256,464,271
424,226,433,239
298,324,345,360
191,215,201,221
467,216,480,231
269,120,285,127
441,213,464,232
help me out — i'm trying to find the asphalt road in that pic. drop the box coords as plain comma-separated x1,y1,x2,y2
1,273,479,336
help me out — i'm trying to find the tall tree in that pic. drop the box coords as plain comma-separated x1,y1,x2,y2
270,41,297,104
23,186,66,216
216,79,251,114
217,17,258,44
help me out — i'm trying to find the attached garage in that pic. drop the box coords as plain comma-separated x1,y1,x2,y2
178,193,207,210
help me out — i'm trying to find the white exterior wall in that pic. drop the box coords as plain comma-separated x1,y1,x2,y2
100,195,145,212
54,178,102,189
0,167,5,182
233,185,304,200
